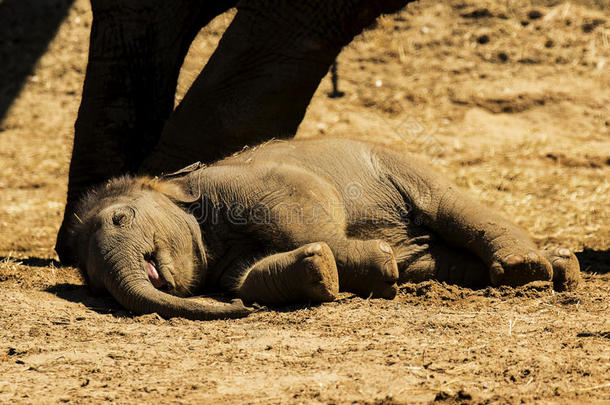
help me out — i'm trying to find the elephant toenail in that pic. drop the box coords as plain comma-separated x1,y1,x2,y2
526,252,539,261
490,262,504,284
306,244,322,255
504,255,522,266
378,241,392,254
558,248,571,257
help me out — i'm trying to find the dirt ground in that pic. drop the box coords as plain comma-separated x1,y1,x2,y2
1,0,609,403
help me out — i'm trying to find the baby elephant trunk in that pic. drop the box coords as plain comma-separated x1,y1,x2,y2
104,259,252,321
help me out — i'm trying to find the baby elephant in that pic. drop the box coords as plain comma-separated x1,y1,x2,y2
66,138,580,320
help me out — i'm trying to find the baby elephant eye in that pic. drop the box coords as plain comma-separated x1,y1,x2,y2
111,206,135,226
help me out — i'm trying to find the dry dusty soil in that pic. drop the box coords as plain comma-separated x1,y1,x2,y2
1,0,609,403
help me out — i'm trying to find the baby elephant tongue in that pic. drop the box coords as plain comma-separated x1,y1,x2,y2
147,261,166,289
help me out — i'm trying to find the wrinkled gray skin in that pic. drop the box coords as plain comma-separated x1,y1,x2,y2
67,138,580,320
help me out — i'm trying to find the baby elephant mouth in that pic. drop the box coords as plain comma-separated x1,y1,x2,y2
146,260,167,290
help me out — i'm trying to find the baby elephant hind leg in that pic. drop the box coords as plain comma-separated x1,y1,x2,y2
405,243,581,291
425,185,557,288
236,243,339,306
376,149,579,290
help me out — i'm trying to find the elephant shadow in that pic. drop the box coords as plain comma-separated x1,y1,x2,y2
0,0,75,122
45,283,127,317
2,256,145,316
10,257,62,268
0,256,124,316
575,248,610,274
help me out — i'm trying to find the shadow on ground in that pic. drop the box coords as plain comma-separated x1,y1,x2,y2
4,256,63,268
0,0,75,122
45,283,125,315
576,248,610,274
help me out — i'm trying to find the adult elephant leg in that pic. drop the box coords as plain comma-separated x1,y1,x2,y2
141,0,413,172
56,0,237,264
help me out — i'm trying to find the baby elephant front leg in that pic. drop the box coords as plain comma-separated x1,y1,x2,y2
335,239,399,299
236,243,339,305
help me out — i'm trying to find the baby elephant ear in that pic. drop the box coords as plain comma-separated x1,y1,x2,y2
157,162,205,203
161,161,205,180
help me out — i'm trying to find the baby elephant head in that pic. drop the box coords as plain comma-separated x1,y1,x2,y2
65,167,250,320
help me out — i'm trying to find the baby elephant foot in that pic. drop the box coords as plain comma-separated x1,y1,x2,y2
291,243,340,303
343,240,399,300
238,243,339,305
542,248,580,291
490,250,553,287
370,241,400,299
